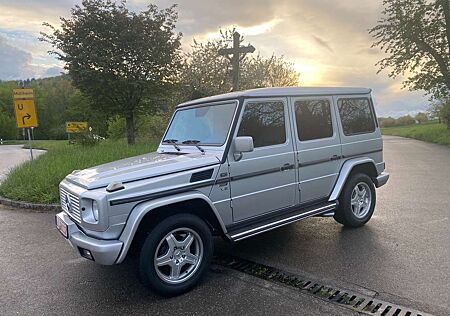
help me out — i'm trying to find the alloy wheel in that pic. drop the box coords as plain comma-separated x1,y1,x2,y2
350,182,372,219
153,228,203,284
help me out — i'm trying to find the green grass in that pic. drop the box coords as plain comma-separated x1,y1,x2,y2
0,140,157,204
382,122,450,147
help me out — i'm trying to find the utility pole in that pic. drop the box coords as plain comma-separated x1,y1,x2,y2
218,31,255,91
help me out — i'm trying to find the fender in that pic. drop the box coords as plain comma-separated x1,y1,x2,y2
328,157,377,202
115,192,226,263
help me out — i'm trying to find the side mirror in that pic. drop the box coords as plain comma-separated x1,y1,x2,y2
233,136,254,161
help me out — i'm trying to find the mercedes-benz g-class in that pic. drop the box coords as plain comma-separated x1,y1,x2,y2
55,87,389,296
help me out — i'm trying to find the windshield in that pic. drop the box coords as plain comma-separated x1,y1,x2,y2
163,102,237,146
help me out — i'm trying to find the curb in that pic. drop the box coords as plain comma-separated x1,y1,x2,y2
0,195,61,212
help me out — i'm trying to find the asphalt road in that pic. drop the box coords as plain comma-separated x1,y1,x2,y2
0,136,449,315
0,145,45,182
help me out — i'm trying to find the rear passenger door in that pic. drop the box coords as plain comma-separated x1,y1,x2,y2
291,96,342,203
228,98,297,222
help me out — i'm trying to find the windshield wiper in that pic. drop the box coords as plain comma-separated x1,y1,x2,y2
182,140,205,154
162,139,181,152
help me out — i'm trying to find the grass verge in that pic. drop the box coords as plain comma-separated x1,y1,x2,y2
382,122,450,147
0,140,157,204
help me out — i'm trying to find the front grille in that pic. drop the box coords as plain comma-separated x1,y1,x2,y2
60,187,81,223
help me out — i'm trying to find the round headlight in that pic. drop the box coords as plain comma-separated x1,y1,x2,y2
92,200,99,221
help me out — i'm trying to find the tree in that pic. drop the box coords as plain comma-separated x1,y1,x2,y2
378,117,397,127
41,0,181,144
241,54,300,89
427,101,444,123
415,112,429,124
0,110,16,140
179,29,300,99
441,101,450,128
396,114,416,126
370,0,450,99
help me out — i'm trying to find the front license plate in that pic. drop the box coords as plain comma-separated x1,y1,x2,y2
56,215,68,239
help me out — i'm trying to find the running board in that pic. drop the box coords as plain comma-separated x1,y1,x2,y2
316,211,335,217
227,202,337,242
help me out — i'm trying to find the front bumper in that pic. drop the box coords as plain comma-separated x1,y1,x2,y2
374,172,390,188
55,212,122,265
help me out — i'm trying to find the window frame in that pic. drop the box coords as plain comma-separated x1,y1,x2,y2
290,95,337,144
336,97,377,137
235,98,290,150
293,97,335,143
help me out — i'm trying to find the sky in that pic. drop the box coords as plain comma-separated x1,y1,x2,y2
0,0,430,117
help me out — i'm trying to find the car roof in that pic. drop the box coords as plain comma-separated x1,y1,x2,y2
177,86,372,108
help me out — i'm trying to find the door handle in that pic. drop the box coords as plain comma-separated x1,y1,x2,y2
330,155,341,161
281,163,295,171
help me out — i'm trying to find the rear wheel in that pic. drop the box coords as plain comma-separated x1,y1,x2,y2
334,173,376,227
139,213,213,296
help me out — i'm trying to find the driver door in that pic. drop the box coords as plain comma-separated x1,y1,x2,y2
228,98,297,222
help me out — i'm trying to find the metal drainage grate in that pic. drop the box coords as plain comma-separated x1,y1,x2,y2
213,255,432,316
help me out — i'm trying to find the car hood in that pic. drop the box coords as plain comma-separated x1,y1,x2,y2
65,152,221,190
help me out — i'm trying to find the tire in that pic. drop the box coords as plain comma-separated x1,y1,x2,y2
334,173,376,228
138,213,213,296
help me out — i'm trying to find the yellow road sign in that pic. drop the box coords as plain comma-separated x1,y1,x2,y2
14,98,38,128
66,122,88,133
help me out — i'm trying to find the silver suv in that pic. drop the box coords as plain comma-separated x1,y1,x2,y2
55,87,389,296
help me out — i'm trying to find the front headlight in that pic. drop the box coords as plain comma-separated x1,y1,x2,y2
92,200,99,221
81,199,100,224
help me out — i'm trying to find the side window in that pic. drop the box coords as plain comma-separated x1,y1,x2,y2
295,99,333,141
237,101,286,148
337,98,376,135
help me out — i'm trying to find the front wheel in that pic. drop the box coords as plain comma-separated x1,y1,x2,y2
139,213,213,296
334,173,376,227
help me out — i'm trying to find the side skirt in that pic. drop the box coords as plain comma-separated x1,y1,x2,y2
226,201,337,242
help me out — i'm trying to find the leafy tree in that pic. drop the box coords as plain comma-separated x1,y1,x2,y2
415,112,429,124
66,90,109,136
427,101,444,123
370,0,450,99
378,117,397,127
41,0,181,144
180,29,300,99
441,101,450,128
241,54,299,89
32,76,77,139
396,114,416,126
0,110,16,140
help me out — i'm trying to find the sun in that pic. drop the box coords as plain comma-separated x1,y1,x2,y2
293,63,325,86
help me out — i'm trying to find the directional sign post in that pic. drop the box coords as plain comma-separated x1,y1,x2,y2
65,122,88,134
13,88,38,162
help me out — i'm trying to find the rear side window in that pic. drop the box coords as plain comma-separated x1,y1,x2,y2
295,99,333,141
237,101,286,148
337,98,376,135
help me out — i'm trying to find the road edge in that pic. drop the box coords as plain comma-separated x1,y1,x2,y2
0,195,60,212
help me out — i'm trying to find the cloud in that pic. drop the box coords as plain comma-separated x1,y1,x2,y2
0,35,34,79
0,0,429,115
0,35,63,80
312,35,334,53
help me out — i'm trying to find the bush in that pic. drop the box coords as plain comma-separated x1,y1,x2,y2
415,112,428,124
107,115,126,140
379,117,396,128
73,132,100,146
396,115,415,126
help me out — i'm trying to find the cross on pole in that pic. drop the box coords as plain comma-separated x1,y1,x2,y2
218,32,255,91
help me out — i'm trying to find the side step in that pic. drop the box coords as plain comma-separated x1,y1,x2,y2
227,201,337,242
